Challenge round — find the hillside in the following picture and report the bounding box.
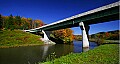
[0,30,44,48]
[91,30,119,40]
[74,30,119,44]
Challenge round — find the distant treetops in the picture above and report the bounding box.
[0,14,44,30]
[91,30,119,40]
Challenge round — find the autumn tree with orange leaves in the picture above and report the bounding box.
[51,28,74,44]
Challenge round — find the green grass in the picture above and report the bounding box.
[0,30,44,48]
[41,44,119,64]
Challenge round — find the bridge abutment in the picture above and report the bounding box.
[79,22,90,48]
[42,30,49,40]
[41,30,56,44]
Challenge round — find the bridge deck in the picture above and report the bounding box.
[26,1,119,31]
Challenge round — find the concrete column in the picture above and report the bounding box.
[83,47,89,52]
[79,22,90,48]
[44,31,52,39]
[42,30,49,40]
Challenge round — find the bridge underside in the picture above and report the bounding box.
[41,6,119,31]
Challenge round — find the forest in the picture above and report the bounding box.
[0,14,44,30]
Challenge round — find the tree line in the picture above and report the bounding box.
[90,30,119,40]
[0,14,44,30]
[74,30,119,41]
[74,30,119,45]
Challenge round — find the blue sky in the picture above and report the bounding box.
[0,0,119,35]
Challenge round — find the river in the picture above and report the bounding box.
[0,41,97,64]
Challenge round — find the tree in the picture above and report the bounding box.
[0,14,3,30]
[21,17,30,30]
[14,16,22,29]
[34,20,44,28]
[51,28,73,44]
[8,14,15,30]
[28,18,32,29]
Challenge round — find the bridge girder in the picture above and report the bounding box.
[41,6,119,31]
[26,1,119,32]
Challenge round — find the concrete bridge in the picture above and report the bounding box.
[25,1,119,47]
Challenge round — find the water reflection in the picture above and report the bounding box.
[0,44,74,64]
[42,45,52,59]
[82,47,89,52]
[73,40,97,53]
[0,41,97,64]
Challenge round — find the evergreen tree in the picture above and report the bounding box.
[7,14,14,30]
[15,16,21,29]
[0,14,3,30]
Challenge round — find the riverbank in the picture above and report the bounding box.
[0,30,44,48]
[41,44,119,64]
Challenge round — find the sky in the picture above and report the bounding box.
[0,0,119,35]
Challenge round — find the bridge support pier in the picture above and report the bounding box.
[42,30,49,40]
[41,30,56,44]
[79,22,90,48]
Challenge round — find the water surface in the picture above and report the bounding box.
[0,41,97,64]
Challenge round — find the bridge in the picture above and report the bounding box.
[25,1,119,48]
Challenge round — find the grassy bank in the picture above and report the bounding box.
[0,30,44,48]
[41,44,119,64]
